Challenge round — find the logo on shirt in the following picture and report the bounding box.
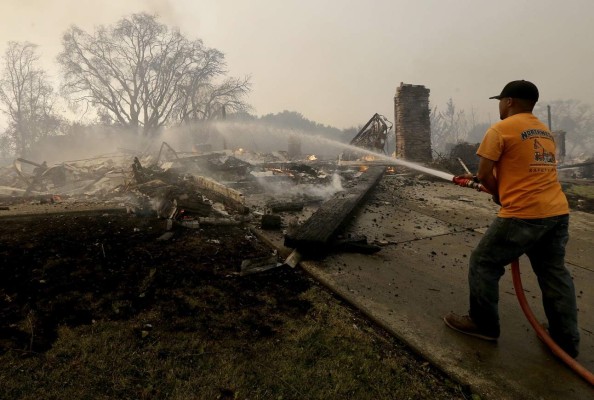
[532,138,556,163]
[521,129,554,141]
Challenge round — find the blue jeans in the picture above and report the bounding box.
[469,214,579,355]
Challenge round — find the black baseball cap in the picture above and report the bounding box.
[489,80,539,101]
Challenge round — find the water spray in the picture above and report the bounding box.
[215,121,458,180]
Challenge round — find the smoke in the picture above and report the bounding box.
[144,0,180,26]
[305,172,344,198]
[0,1,182,57]
[25,127,145,165]
[252,171,344,201]
[213,120,347,158]
[21,121,205,166]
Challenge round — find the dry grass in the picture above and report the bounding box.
[1,283,470,400]
[566,184,594,199]
[562,181,594,212]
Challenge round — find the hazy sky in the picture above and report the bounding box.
[0,0,593,129]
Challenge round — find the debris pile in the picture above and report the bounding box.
[0,143,346,228]
[0,129,399,273]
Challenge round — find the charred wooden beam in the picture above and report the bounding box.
[284,166,385,257]
[267,200,304,213]
[193,176,249,214]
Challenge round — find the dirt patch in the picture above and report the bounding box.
[0,210,273,352]
[0,207,470,399]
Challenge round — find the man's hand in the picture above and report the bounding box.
[477,157,498,199]
[455,173,479,183]
[455,173,480,182]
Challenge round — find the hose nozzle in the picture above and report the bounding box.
[452,176,489,193]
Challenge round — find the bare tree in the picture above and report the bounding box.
[430,98,468,154]
[465,107,491,143]
[0,41,61,156]
[177,75,251,122]
[58,13,250,136]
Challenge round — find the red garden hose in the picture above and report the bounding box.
[511,259,594,385]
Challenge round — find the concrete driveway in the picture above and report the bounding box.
[255,174,594,400]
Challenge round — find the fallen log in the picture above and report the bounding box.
[174,217,239,228]
[193,175,249,214]
[284,166,385,257]
[198,217,240,226]
[267,200,304,212]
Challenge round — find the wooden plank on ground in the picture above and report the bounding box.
[193,175,249,214]
[284,166,385,257]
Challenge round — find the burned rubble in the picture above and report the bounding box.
[0,140,387,269]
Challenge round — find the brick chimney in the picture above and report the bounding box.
[394,83,432,163]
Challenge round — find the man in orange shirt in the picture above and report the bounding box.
[443,80,580,358]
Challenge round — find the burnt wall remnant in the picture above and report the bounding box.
[551,130,566,165]
[394,83,432,163]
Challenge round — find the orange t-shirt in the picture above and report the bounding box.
[477,112,569,218]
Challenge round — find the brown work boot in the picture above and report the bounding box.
[443,312,499,341]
